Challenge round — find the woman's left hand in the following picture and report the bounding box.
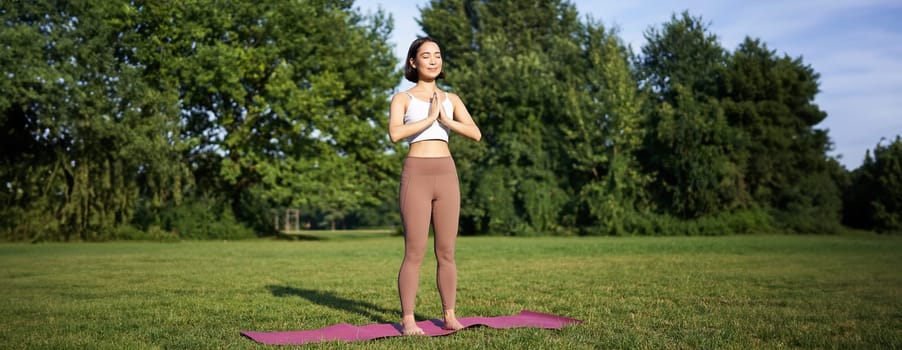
[438,97,454,127]
[437,102,453,126]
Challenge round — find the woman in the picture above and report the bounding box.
[388,36,482,336]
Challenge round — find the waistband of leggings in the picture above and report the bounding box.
[402,156,456,175]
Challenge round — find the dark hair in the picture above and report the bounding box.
[404,36,445,83]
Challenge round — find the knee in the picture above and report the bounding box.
[435,248,455,265]
[404,246,427,264]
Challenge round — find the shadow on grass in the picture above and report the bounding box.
[267,285,425,325]
[275,229,397,241]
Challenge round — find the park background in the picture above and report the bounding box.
[2,2,901,349]
[2,0,901,240]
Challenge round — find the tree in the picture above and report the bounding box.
[638,11,725,100]
[1,0,400,240]
[419,0,663,235]
[420,0,584,234]
[845,136,902,233]
[637,11,748,218]
[144,0,400,230]
[1,0,187,241]
[561,22,650,234]
[657,86,748,218]
[723,37,840,231]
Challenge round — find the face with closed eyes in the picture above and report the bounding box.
[410,41,442,82]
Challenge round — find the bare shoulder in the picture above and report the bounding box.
[391,92,413,109]
[446,92,466,104]
[392,91,412,102]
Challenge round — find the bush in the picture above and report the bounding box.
[775,172,844,234]
[581,208,774,236]
[113,225,179,241]
[158,197,256,240]
[844,136,902,234]
[123,195,256,240]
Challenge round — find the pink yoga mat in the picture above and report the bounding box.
[240,310,582,345]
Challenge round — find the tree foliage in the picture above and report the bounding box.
[562,22,650,234]
[636,12,838,232]
[1,1,881,239]
[146,0,400,231]
[421,0,577,234]
[637,11,748,218]
[1,0,398,240]
[722,37,838,231]
[1,1,187,241]
[420,0,649,235]
[844,136,902,233]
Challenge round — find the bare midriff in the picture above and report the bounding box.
[408,140,451,158]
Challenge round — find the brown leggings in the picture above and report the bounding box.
[397,156,460,317]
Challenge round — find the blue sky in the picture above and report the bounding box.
[355,0,902,170]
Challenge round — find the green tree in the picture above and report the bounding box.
[420,0,659,235]
[420,0,583,234]
[2,0,400,240]
[723,37,840,231]
[845,136,902,233]
[639,11,724,100]
[1,0,187,241]
[653,86,747,218]
[638,11,748,218]
[562,22,650,234]
[135,0,400,231]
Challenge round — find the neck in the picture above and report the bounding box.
[415,80,438,91]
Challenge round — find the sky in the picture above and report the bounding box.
[354,0,902,170]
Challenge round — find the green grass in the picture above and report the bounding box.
[1,234,900,349]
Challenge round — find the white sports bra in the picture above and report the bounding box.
[403,92,453,143]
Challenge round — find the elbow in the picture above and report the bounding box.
[472,129,482,142]
[388,129,403,143]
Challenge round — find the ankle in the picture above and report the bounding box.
[443,309,456,318]
[402,314,417,324]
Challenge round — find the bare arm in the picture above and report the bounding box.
[439,93,482,142]
[388,92,440,143]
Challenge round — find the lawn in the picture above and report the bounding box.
[1,234,900,349]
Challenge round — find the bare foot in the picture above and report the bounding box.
[442,309,464,331]
[401,315,425,336]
